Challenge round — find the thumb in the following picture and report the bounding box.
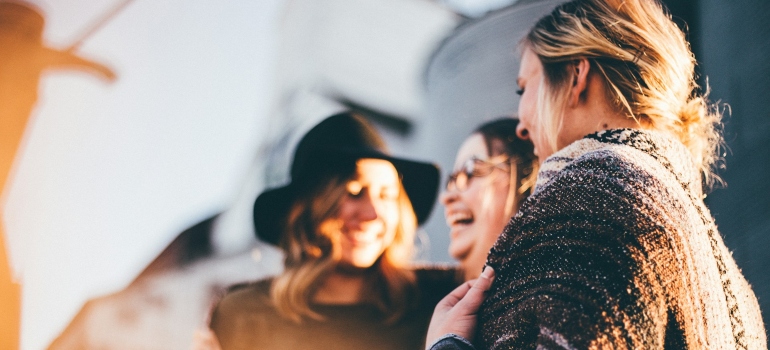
[455,266,494,314]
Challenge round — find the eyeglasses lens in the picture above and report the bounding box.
[446,159,476,191]
[445,157,511,192]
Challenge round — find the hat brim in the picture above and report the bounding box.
[253,151,439,246]
[253,184,298,246]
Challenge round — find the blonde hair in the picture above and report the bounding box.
[523,0,723,187]
[270,171,418,323]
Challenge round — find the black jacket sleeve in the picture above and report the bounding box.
[429,334,477,350]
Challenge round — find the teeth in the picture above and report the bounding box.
[346,230,379,244]
[446,212,473,226]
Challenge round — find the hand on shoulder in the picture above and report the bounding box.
[425,267,495,350]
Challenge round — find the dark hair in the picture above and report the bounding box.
[474,117,539,207]
[476,118,534,160]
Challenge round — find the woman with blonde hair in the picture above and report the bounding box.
[427,0,766,348]
[207,112,459,349]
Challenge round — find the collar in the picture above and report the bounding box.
[535,129,701,197]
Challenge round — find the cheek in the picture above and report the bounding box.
[485,198,510,227]
[381,204,400,237]
[461,186,484,214]
[518,92,533,118]
[384,201,400,223]
[336,198,355,223]
[481,181,512,227]
[517,100,529,123]
[465,187,497,225]
[518,82,542,127]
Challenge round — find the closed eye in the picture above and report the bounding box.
[380,187,399,201]
[347,181,363,197]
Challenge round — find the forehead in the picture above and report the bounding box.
[353,158,399,184]
[454,134,488,168]
[518,47,542,79]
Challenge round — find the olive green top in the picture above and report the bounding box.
[211,267,460,350]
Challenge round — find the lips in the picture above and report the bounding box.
[343,227,382,247]
[446,211,474,227]
[446,209,476,261]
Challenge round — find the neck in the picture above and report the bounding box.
[312,267,372,305]
[587,112,645,134]
[562,71,651,148]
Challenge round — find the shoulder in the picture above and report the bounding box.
[528,140,676,223]
[212,278,274,318]
[488,139,680,282]
[535,129,696,201]
[209,278,287,348]
[225,277,272,295]
[546,143,655,189]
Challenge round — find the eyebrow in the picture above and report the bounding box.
[516,77,523,87]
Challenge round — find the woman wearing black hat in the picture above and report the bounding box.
[202,112,460,350]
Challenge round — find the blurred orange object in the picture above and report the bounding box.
[0,2,116,348]
[0,231,20,350]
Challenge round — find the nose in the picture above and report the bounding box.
[516,123,530,140]
[357,192,380,222]
[439,188,459,206]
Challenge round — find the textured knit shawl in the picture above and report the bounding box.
[479,129,766,350]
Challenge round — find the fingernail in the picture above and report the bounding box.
[481,266,495,278]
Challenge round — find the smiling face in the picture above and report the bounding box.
[331,158,401,269]
[440,134,514,280]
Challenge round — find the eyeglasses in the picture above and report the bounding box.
[445,156,512,192]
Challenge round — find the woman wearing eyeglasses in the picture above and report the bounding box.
[427,0,765,348]
[441,118,537,281]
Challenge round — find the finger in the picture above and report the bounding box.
[455,267,495,313]
[473,266,495,291]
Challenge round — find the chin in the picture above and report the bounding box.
[448,245,471,263]
[336,260,376,274]
[448,233,476,259]
[342,253,381,269]
[349,260,377,269]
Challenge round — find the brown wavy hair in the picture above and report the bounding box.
[475,117,539,216]
[523,0,723,187]
[270,168,418,323]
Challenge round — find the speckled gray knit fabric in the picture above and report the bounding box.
[480,129,766,349]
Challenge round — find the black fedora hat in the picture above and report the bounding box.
[253,112,440,246]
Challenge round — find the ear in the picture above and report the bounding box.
[568,58,591,107]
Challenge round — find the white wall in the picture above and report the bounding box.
[3,0,284,348]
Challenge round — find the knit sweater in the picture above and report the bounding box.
[479,129,766,349]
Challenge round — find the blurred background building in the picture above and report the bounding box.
[0,0,767,348]
[694,0,770,340]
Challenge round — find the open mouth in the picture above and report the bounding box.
[446,212,474,226]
